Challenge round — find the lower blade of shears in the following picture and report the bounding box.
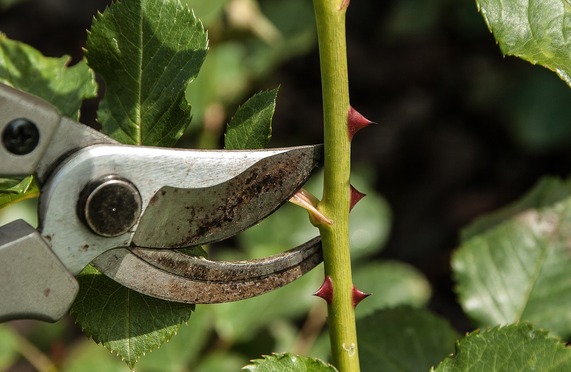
[132,145,322,248]
[92,238,322,303]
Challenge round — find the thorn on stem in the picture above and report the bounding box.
[350,184,366,211]
[314,276,334,304]
[348,106,376,140]
[339,0,350,11]
[352,285,370,308]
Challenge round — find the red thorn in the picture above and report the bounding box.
[352,286,371,308]
[339,0,350,10]
[348,106,376,140]
[350,184,366,211]
[314,276,334,304]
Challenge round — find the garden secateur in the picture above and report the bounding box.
[0,83,323,322]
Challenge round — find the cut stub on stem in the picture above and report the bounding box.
[289,188,333,225]
[348,106,376,140]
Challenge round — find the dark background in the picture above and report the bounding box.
[2,0,571,336]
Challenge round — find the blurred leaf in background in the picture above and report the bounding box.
[353,262,431,319]
[183,0,316,147]
[358,308,458,372]
[454,177,571,339]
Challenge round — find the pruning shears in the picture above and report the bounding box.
[0,83,323,322]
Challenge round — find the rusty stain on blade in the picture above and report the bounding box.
[92,238,322,303]
[132,145,322,248]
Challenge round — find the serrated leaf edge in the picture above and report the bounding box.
[433,322,569,371]
[242,352,337,371]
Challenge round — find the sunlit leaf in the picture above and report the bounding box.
[86,0,208,146]
[0,33,97,120]
[476,0,571,87]
[70,265,194,369]
[434,323,571,371]
[71,0,208,366]
[224,87,278,150]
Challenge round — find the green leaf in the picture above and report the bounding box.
[0,33,97,119]
[353,261,431,319]
[70,265,194,370]
[243,353,337,372]
[358,308,458,372]
[0,176,39,209]
[224,87,278,150]
[86,0,208,146]
[475,0,571,87]
[453,176,571,338]
[434,323,571,371]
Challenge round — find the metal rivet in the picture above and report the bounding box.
[2,118,40,155]
[80,176,142,237]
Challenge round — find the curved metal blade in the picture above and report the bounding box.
[92,238,322,303]
[132,145,322,248]
[40,144,321,275]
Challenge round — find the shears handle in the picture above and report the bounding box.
[0,220,78,322]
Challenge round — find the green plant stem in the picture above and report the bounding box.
[312,0,359,371]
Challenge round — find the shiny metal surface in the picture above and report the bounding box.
[39,144,322,274]
[0,83,116,181]
[133,145,322,248]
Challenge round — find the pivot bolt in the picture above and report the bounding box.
[2,118,40,155]
[80,176,142,237]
